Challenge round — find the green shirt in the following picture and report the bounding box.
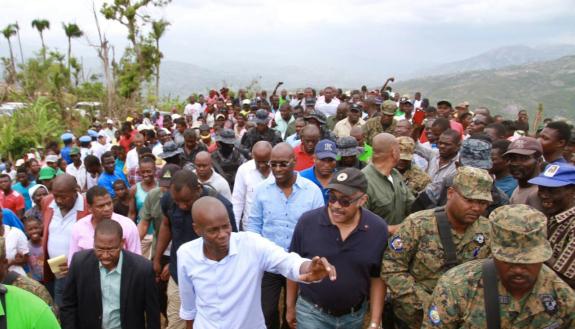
[2,285,60,329]
[362,164,414,225]
[138,187,164,256]
[100,252,123,329]
[358,143,373,163]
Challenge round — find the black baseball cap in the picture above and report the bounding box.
[326,168,368,195]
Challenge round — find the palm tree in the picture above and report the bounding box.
[11,22,24,64]
[1,25,17,82]
[151,19,169,98]
[62,23,83,79]
[31,19,50,60]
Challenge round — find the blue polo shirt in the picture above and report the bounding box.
[98,171,129,198]
[161,187,237,283]
[299,166,329,205]
[289,207,388,312]
[12,181,36,210]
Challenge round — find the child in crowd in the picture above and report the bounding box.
[25,218,44,282]
[112,179,131,217]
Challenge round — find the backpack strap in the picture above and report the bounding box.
[482,259,501,329]
[434,207,459,270]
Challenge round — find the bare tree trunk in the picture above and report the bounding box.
[16,25,24,64]
[7,40,16,84]
[155,39,160,99]
[91,2,116,119]
[40,32,46,61]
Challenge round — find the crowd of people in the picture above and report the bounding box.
[0,83,574,329]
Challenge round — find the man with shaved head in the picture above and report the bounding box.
[294,125,321,171]
[178,196,336,329]
[41,174,91,307]
[246,143,324,329]
[232,141,273,229]
[362,133,414,234]
[193,151,232,200]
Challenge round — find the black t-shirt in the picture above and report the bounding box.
[289,207,388,311]
[160,187,237,283]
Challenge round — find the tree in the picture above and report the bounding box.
[1,25,17,84]
[62,22,83,81]
[101,0,170,102]
[151,19,169,98]
[11,22,24,64]
[31,19,50,60]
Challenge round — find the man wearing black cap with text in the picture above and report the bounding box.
[241,109,283,151]
[286,167,387,329]
[212,129,246,190]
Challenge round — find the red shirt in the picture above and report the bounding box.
[118,130,138,153]
[294,145,314,171]
[419,119,464,143]
[0,190,24,214]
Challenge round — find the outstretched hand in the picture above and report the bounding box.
[299,256,337,283]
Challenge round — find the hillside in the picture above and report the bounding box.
[394,55,575,119]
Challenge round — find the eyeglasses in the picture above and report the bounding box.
[268,160,293,168]
[94,247,121,255]
[328,192,364,207]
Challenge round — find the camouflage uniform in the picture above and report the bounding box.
[403,166,432,195]
[362,100,397,146]
[398,136,432,195]
[381,167,494,329]
[423,204,575,328]
[10,273,55,313]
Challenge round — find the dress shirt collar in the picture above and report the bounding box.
[49,192,85,213]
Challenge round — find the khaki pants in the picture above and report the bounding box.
[141,234,153,259]
[167,277,186,329]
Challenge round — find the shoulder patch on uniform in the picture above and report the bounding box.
[389,235,403,252]
[499,295,510,304]
[540,294,558,315]
[428,305,441,325]
[474,233,485,245]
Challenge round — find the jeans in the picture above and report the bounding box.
[54,277,67,308]
[295,296,366,329]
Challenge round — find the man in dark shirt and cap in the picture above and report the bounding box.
[241,109,283,151]
[212,129,246,190]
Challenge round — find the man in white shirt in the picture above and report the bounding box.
[91,132,110,162]
[185,95,207,125]
[177,196,336,329]
[333,103,365,138]
[314,86,340,117]
[232,141,272,229]
[65,147,87,192]
[193,151,232,201]
[125,133,145,174]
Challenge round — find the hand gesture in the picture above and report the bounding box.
[299,256,337,283]
[277,82,284,86]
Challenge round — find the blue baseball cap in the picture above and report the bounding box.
[79,135,91,143]
[87,129,98,138]
[528,163,575,188]
[314,139,337,160]
[60,132,74,141]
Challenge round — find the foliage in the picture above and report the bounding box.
[0,98,64,159]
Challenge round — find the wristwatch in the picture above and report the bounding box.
[368,322,382,329]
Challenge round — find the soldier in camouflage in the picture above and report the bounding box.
[423,204,575,328]
[381,166,494,329]
[395,136,431,195]
[363,100,397,146]
[0,237,55,313]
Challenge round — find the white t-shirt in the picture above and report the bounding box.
[198,170,232,201]
[314,96,341,117]
[3,225,29,276]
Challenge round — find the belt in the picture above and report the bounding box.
[300,294,364,317]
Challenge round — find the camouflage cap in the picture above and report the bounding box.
[381,100,397,116]
[489,204,552,264]
[397,136,414,161]
[459,138,492,170]
[452,166,493,202]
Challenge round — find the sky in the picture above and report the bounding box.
[1,0,575,88]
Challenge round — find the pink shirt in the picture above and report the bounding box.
[68,213,142,263]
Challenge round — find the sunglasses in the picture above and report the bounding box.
[268,160,294,168]
[328,192,364,207]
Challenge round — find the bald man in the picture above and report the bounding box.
[178,196,336,329]
[362,133,414,234]
[246,143,324,329]
[41,174,91,307]
[193,151,232,200]
[232,141,273,229]
[294,125,321,171]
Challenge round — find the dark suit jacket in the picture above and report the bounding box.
[61,249,160,329]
